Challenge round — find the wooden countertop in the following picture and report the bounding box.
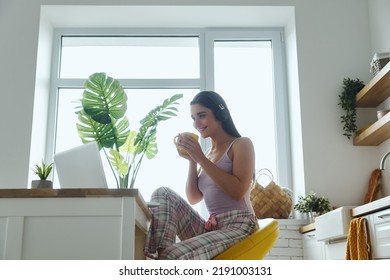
[0,188,152,219]
[299,222,315,233]
[0,188,140,198]
[351,195,390,217]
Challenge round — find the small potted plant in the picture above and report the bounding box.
[31,160,54,189]
[294,192,332,222]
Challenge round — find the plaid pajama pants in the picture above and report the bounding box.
[143,187,258,260]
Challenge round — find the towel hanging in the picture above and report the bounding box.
[345,217,371,260]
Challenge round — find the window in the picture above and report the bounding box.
[214,40,277,175]
[60,36,200,79]
[48,28,290,216]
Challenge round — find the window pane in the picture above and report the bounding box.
[56,89,84,153]
[122,89,198,202]
[214,40,277,181]
[60,37,200,79]
[55,88,199,208]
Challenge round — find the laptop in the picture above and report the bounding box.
[54,142,108,189]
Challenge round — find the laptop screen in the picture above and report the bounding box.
[54,142,108,189]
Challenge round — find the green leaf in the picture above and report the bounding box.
[135,94,183,146]
[31,161,53,180]
[119,130,137,155]
[113,116,131,148]
[82,72,127,124]
[76,110,115,149]
[108,149,129,177]
[145,134,158,159]
[76,110,130,149]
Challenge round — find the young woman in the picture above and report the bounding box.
[143,91,257,260]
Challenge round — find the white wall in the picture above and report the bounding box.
[294,0,378,208]
[0,0,41,187]
[0,0,386,209]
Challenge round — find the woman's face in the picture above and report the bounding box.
[190,103,220,138]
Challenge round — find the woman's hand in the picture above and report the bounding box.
[175,134,204,204]
[175,134,204,162]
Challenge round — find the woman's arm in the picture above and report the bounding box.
[185,160,203,205]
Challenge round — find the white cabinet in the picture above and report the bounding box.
[366,208,390,259]
[0,189,151,260]
[302,231,348,260]
[323,240,347,260]
[302,231,324,260]
[312,207,352,260]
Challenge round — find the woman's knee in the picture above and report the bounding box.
[151,186,172,200]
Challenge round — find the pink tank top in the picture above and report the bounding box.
[198,140,255,215]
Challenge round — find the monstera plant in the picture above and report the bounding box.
[76,72,183,189]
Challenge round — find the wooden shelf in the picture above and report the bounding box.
[356,62,390,107]
[354,111,390,146]
[353,62,390,146]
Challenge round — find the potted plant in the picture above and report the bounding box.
[294,192,332,221]
[338,78,365,139]
[31,160,54,189]
[76,72,183,189]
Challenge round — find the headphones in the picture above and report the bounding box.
[199,91,230,121]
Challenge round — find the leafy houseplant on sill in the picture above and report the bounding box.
[294,192,332,222]
[31,161,54,189]
[76,72,183,189]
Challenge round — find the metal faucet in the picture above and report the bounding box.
[380,151,390,170]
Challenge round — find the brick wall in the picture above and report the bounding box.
[263,219,307,260]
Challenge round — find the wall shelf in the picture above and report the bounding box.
[354,112,390,146]
[356,62,390,107]
[354,62,390,146]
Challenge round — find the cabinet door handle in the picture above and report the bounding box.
[307,233,316,238]
[377,213,390,219]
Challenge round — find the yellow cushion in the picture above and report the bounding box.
[212,218,279,260]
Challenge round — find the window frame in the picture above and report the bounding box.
[47,27,291,189]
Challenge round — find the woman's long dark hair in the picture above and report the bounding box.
[190,91,241,137]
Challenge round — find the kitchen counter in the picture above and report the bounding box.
[299,195,390,233]
[351,195,390,217]
[0,188,151,259]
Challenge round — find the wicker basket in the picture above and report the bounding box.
[370,52,390,76]
[250,169,292,219]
